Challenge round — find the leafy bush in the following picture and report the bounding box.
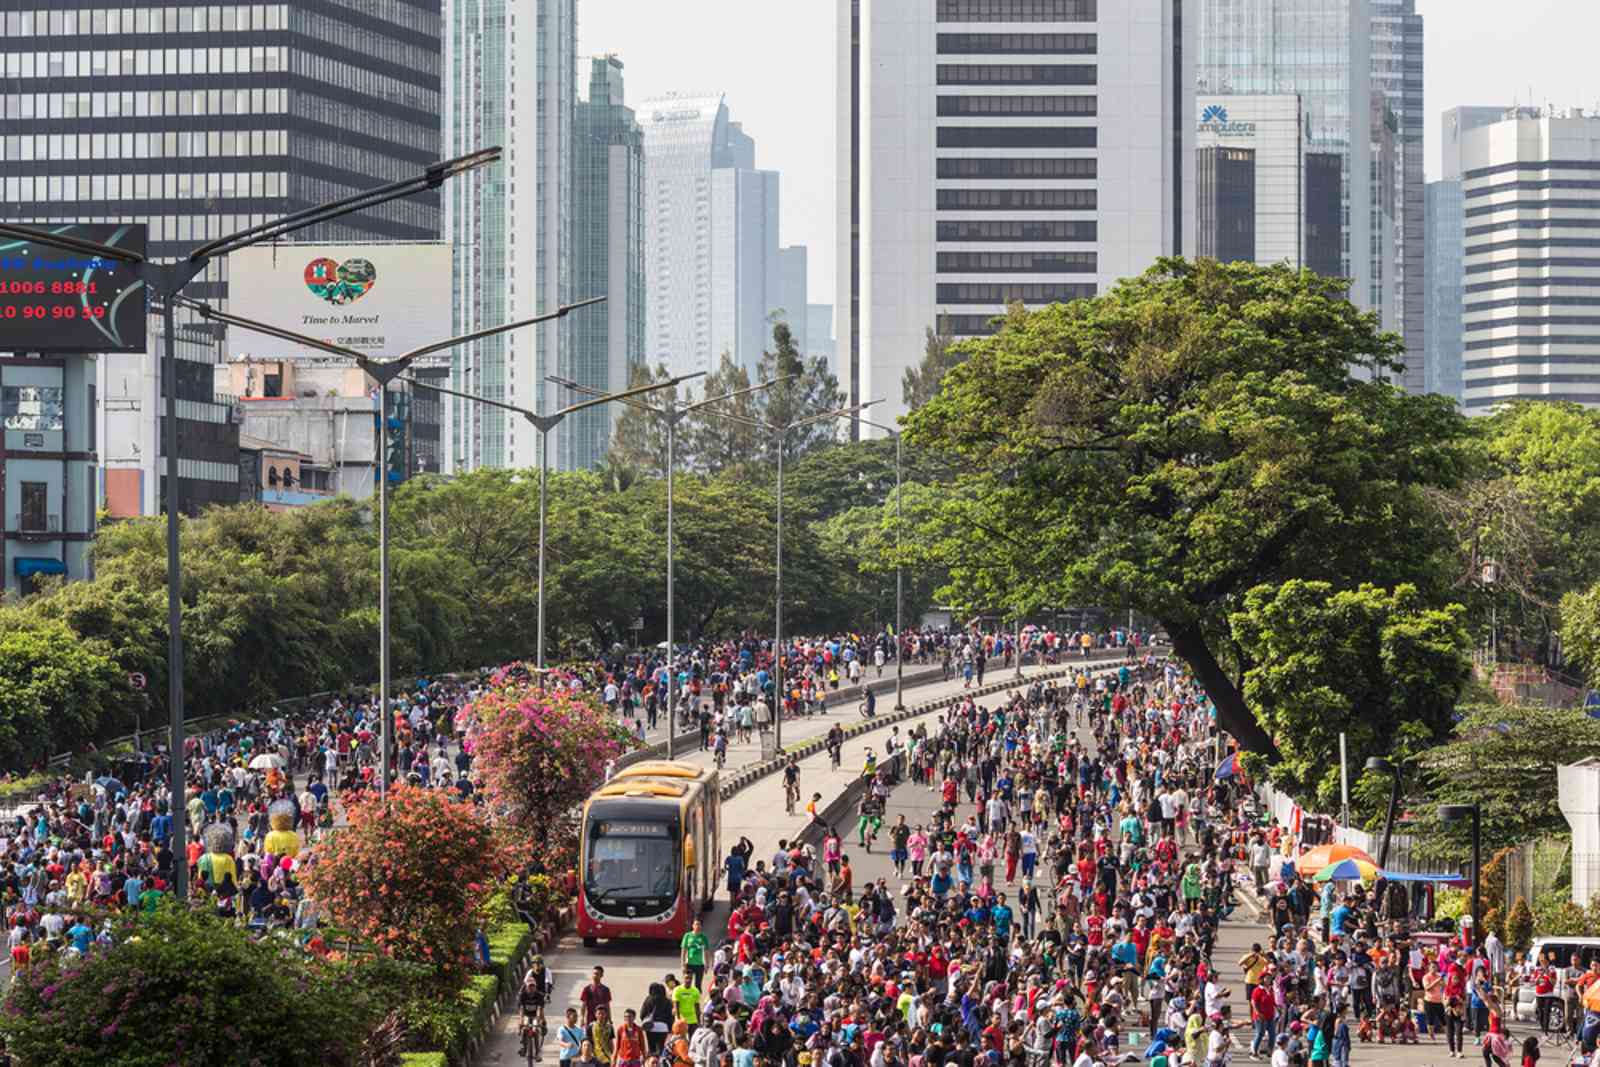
[301,785,523,990]
[0,905,379,1066]
[400,1055,449,1067]
[1508,896,1536,953]
[460,674,635,840]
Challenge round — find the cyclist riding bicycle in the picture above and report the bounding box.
[519,956,555,1060]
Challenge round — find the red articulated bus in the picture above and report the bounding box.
[576,761,720,946]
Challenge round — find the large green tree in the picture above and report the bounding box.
[1431,401,1600,665]
[1228,580,1471,804]
[904,258,1469,753]
[1406,703,1600,857]
[0,614,129,768]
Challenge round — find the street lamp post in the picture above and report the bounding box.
[548,374,790,758]
[697,400,882,754]
[1365,756,1405,869]
[0,147,501,894]
[1440,802,1482,949]
[404,371,697,673]
[856,419,905,711]
[183,294,632,793]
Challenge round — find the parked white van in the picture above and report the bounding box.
[1513,937,1600,1025]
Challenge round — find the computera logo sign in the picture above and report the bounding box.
[1198,104,1257,137]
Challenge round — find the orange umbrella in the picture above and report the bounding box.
[1294,842,1376,876]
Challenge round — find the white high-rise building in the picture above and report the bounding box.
[642,96,781,382]
[837,0,1196,429]
[1460,109,1600,412]
[443,0,574,471]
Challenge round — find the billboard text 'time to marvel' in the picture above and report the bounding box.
[226,243,451,358]
[0,224,148,354]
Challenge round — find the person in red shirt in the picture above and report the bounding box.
[1250,978,1278,1054]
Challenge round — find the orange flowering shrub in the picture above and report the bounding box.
[301,785,522,988]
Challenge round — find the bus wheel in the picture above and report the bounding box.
[582,936,598,948]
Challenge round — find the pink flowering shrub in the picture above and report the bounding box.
[461,666,637,836]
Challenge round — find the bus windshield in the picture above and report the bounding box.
[586,821,678,901]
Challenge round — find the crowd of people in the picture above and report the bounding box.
[0,626,1147,979]
[575,627,1152,750]
[529,655,1337,1067]
[0,677,477,978]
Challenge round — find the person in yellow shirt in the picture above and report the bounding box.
[65,864,88,907]
[1240,943,1270,1001]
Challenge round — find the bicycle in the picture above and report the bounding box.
[520,1010,548,1063]
[784,779,800,816]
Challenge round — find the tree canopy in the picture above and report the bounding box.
[1229,580,1471,805]
[904,258,1469,753]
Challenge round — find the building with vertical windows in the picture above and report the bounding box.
[566,55,644,471]
[837,0,1195,430]
[1,354,98,596]
[1459,109,1600,412]
[1196,0,1374,315]
[642,95,782,384]
[1424,105,1506,403]
[1371,0,1424,390]
[0,1,444,512]
[1193,93,1342,273]
[778,245,811,354]
[444,0,573,471]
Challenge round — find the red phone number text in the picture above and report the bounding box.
[0,304,108,320]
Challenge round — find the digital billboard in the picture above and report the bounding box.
[0,224,148,354]
[227,243,452,358]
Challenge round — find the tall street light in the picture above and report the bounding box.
[548,373,790,758]
[856,418,906,711]
[0,147,501,897]
[1365,756,1405,869]
[697,399,883,754]
[181,295,622,794]
[404,371,698,675]
[1440,802,1482,949]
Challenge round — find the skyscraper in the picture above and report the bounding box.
[1196,0,1373,310]
[1460,108,1600,411]
[0,2,443,514]
[566,55,644,471]
[444,0,574,471]
[1424,106,1505,403]
[642,95,781,383]
[1371,0,1424,390]
[838,0,1196,429]
[778,245,811,354]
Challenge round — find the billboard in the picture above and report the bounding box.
[0,223,148,353]
[227,243,452,358]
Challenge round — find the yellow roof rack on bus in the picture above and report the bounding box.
[595,780,688,798]
[613,761,709,781]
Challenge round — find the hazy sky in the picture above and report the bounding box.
[577,0,1595,307]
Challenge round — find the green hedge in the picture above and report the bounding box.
[401,919,536,1064]
[400,1056,448,1067]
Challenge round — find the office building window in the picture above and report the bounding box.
[937,95,1096,116]
[19,482,49,532]
[937,64,1095,85]
[938,219,1097,241]
[937,188,1097,210]
[937,157,1097,180]
[936,282,1097,304]
[938,126,1096,148]
[2,385,64,431]
[936,0,1097,21]
[937,33,1096,54]
[937,251,1097,273]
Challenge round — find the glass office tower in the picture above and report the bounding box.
[1196,0,1372,314]
[566,55,644,470]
